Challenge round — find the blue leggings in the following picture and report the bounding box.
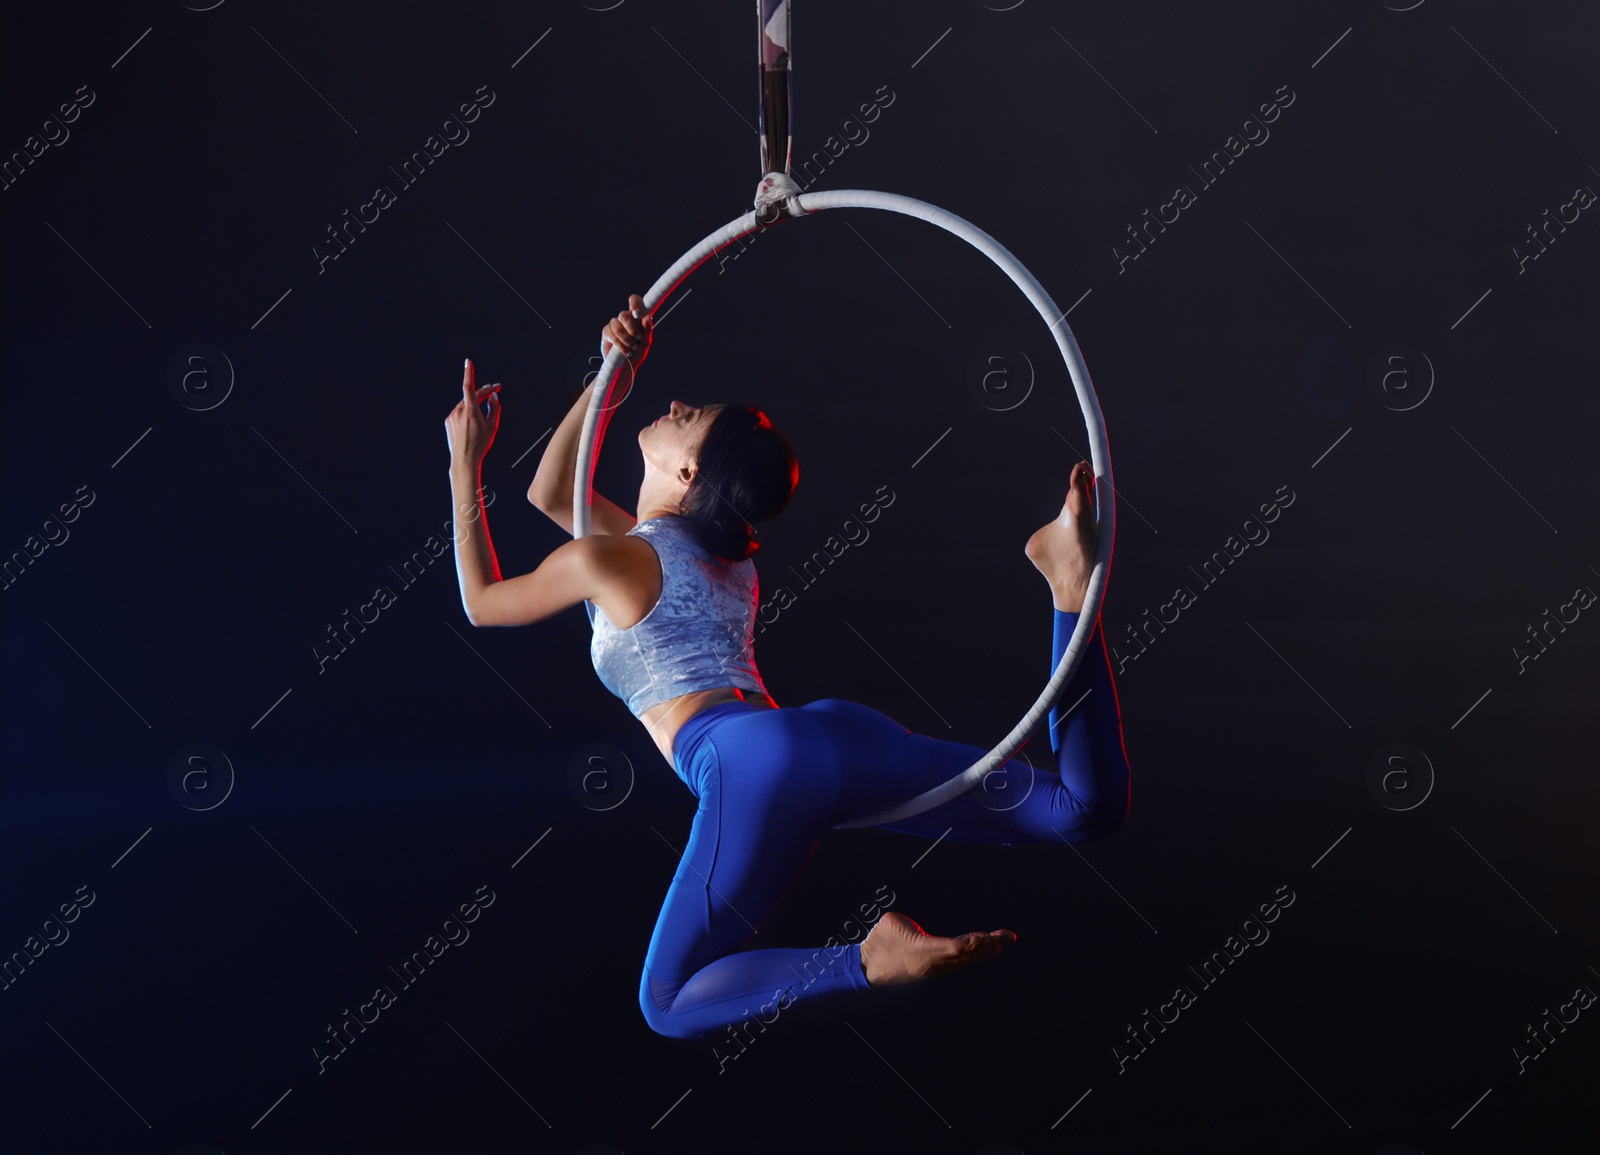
[640,609,1131,1040]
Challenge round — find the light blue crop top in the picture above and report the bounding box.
[584,515,771,717]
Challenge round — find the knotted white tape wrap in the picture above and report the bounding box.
[755,171,808,217]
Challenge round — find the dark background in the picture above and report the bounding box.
[2,1,1596,1152]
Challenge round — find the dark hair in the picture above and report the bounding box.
[677,402,799,562]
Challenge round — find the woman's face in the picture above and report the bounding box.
[639,400,722,480]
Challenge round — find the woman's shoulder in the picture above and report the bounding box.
[579,531,659,585]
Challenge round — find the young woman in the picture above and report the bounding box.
[444,295,1132,1040]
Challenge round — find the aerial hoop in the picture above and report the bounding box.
[573,0,1111,829]
[572,187,1115,829]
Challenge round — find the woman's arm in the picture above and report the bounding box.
[444,359,518,623]
[444,356,628,628]
[526,379,636,536]
[446,384,620,628]
[526,376,591,508]
[451,453,619,626]
[450,458,503,621]
[528,295,652,536]
[460,529,614,628]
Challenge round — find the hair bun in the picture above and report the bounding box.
[676,403,797,562]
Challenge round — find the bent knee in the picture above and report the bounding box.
[638,989,713,1040]
[639,997,687,1039]
[640,1010,717,1041]
[1071,793,1129,842]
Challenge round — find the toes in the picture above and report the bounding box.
[954,931,1009,960]
[1061,462,1089,510]
[1068,462,1099,528]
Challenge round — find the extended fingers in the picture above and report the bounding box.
[450,371,498,422]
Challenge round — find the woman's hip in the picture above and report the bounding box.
[672,696,972,820]
[672,699,863,802]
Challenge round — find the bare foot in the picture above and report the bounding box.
[858,911,1016,988]
[1024,460,1098,613]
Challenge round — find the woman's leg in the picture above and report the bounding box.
[889,608,1130,843]
[639,707,872,1041]
[826,459,1131,843]
[821,607,1131,844]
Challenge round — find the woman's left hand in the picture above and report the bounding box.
[446,358,501,470]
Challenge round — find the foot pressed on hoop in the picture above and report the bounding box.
[858,911,1016,988]
[1024,460,1098,614]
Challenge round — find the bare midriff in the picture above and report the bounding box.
[640,686,779,766]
